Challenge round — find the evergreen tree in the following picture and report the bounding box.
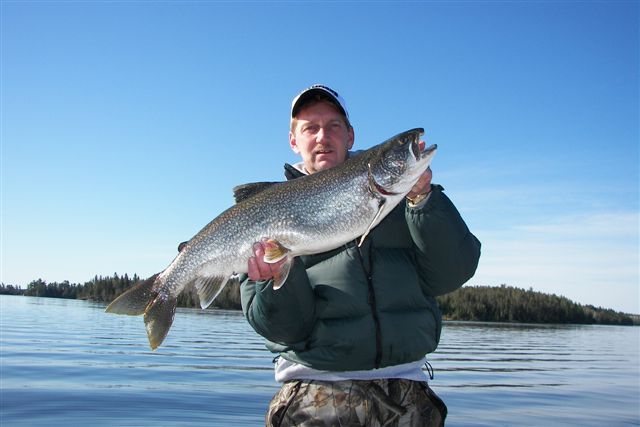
[9,275,637,326]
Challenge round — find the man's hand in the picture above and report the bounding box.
[406,166,432,200]
[248,238,287,281]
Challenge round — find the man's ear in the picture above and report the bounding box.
[289,131,300,154]
[347,127,355,150]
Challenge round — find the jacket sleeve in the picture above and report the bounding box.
[406,184,481,296]
[240,257,316,345]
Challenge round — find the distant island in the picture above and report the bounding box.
[1,274,637,326]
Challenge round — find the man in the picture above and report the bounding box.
[240,84,481,426]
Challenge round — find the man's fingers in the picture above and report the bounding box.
[248,256,260,281]
[407,167,433,199]
[248,240,287,281]
[248,242,267,280]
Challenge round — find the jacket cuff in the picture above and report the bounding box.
[407,184,442,210]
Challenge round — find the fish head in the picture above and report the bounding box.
[368,128,437,197]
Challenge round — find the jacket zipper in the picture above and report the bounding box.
[355,240,382,369]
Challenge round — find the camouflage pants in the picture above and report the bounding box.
[266,378,447,427]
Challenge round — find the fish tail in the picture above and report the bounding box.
[104,273,159,315]
[143,293,177,350]
[105,272,176,350]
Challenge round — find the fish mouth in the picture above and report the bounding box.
[406,128,436,161]
[410,129,424,160]
[419,143,437,159]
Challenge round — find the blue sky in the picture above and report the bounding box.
[2,1,638,313]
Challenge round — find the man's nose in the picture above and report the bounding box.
[315,127,327,143]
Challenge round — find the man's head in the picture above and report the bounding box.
[289,85,355,174]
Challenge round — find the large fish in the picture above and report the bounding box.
[106,128,436,349]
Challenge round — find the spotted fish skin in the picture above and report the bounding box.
[106,128,436,350]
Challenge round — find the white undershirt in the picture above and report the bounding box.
[274,357,429,383]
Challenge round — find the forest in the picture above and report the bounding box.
[1,274,637,326]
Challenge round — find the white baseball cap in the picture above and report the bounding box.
[291,84,350,121]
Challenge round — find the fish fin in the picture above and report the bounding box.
[143,293,178,350]
[272,257,293,290]
[105,273,175,350]
[263,239,292,290]
[195,275,229,309]
[263,238,290,263]
[232,181,281,203]
[358,200,386,247]
[105,273,159,315]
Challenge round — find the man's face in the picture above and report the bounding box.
[289,101,355,174]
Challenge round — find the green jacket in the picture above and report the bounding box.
[241,167,481,372]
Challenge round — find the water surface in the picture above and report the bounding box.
[1,295,638,426]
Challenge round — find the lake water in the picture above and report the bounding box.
[1,295,638,426]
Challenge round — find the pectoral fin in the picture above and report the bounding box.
[358,200,386,247]
[195,275,229,309]
[263,239,290,263]
[261,239,293,290]
[273,257,293,290]
[359,162,399,247]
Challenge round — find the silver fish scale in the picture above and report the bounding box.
[164,168,366,296]
[105,128,434,350]
[161,131,429,300]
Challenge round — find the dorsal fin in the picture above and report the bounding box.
[232,182,281,203]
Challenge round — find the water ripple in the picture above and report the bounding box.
[1,296,638,426]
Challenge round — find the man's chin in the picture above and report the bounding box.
[318,152,345,168]
[313,161,337,172]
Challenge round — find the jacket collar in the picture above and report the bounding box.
[283,150,364,181]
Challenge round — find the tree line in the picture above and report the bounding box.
[1,275,636,325]
[0,273,241,310]
[436,284,636,325]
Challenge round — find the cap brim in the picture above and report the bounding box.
[291,87,348,120]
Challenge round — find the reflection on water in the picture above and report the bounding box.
[1,296,638,426]
[432,321,640,426]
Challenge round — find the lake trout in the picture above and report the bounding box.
[106,128,436,350]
